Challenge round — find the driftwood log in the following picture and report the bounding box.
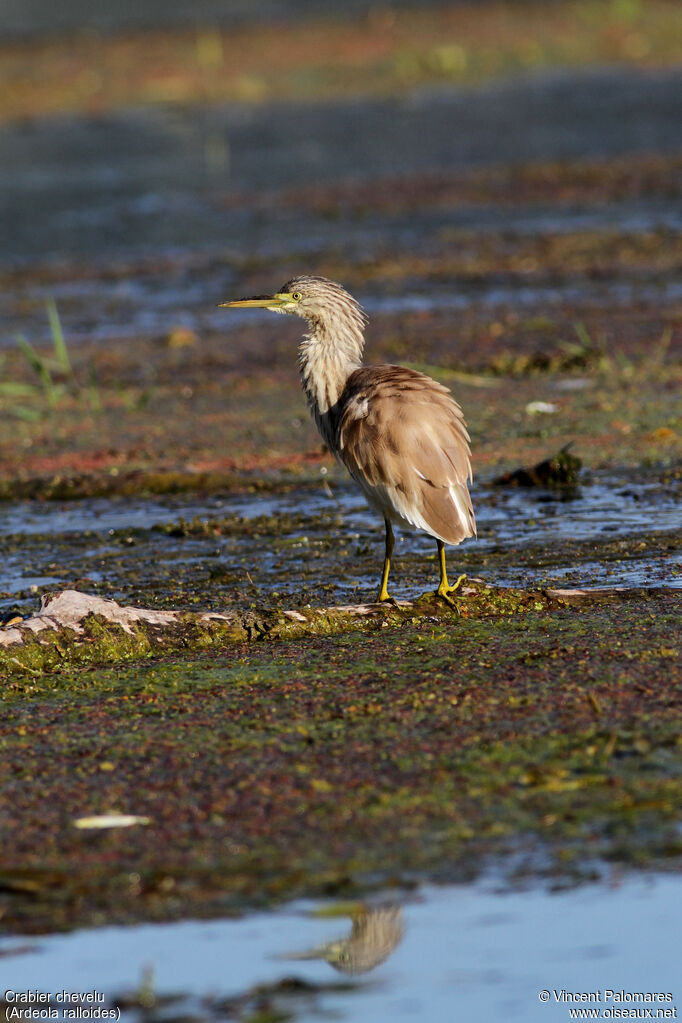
[0,584,661,679]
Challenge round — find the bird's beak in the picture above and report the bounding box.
[218,292,294,311]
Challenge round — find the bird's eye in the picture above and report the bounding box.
[292,291,302,301]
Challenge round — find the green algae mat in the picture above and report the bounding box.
[1,585,680,933]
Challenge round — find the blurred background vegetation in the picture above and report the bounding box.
[3,0,682,120]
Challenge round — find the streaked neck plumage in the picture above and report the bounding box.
[297,296,366,446]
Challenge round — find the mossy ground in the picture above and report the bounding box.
[1,590,680,933]
[1,1,681,937]
[1,177,680,931]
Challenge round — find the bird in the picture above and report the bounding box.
[285,904,404,975]
[219,275,476,606]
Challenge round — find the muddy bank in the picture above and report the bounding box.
[1,465,679,627]
[0,588,679,933]
[0,325,679,501]
[1,141,680,503]
[1,0,681,943]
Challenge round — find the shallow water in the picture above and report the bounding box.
[2,0,451,37]
[5,253,682,350]
[2,67,682,276]
[2,873,680,1022]
[1,471,679,544]
[0,469,679,613]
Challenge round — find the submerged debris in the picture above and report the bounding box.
[493,444,582,489]
[74,814,151,830]
[525,400,559,415]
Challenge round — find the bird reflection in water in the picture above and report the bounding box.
[286,904,404,975]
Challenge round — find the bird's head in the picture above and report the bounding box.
[219,275,367,330]
[219,284,304,317]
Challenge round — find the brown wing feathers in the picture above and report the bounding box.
[336,366,476,544]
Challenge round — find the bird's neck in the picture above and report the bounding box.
[298,315,364,419]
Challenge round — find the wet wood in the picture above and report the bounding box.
[1,584,672,679]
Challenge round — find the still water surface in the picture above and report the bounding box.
[2,874,680,1022]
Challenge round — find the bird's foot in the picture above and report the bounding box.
[447,573,467,594]
[436,574,467,614]
[436,589,461,614]
[375,588,400,608]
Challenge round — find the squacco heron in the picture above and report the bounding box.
[287,904,404,975]
[220,276,476,605]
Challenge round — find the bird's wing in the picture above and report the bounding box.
[336,366,476,544]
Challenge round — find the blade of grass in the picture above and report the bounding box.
[15,333,57,407]
[0,382,40,397]
[8,405,43,422]
[46,298,73,377]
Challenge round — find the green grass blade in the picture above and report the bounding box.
[46,298,73,377]
[0,382,40,397]
[15,333,57,407]
[86,365,102,415]
[9,404,43,422]
[15,334,44,376]
[574,321,594,351]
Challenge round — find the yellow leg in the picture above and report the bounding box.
[376,518,396,603]
[436,540,466,612]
